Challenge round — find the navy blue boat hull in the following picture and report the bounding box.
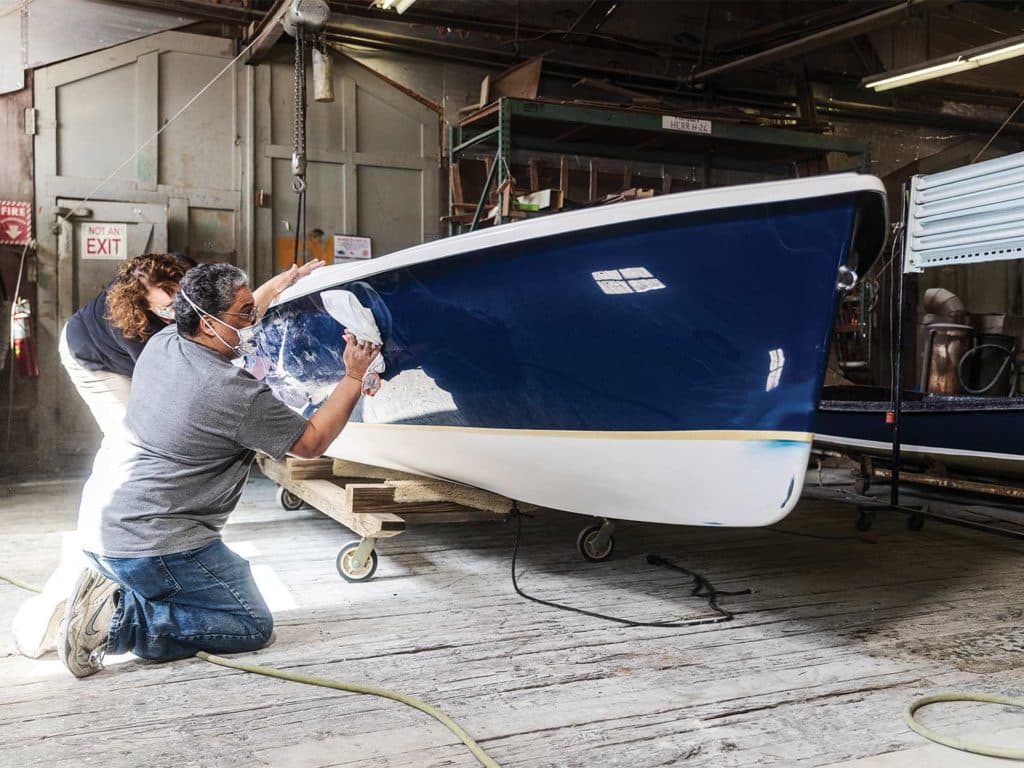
[816,389,1024,478]
[253,176,887,525]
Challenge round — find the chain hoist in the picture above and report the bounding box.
[282,0,329,264]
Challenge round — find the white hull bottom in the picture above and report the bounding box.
[815,434,1024,478]
[326,424,812,527]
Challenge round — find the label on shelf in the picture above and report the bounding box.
[662,116,712,135]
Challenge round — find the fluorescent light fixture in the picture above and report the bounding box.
[374,0,396,9]
[862,33,1024,92]
[866,58,976,92]
[969,40,1024,66]
[394,0,417,13]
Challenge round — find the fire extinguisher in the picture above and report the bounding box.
[12,298,39,378]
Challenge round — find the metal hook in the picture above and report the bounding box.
[837,265,858,292]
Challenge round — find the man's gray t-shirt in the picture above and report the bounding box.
[78,325,307,558]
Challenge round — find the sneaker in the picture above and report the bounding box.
[57,569,119,679]
[12,593,66,659]
[12,560,82,658]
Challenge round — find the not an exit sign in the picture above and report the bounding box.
[80,222,128,260]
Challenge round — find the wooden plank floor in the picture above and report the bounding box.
[1,473,1023,767]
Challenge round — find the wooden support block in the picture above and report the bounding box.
[331,458,425,482]
[347,483,473,516]
[588,160,599,201]
[348,484,503,524]
[528,159,541,192]
[281,457,336,480]
[387,479,513,515]
[256,457,405,538]
[303,479,405,537]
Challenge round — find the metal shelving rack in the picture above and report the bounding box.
[446,96,870,232]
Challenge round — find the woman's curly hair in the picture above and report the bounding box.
[106,254,189,342]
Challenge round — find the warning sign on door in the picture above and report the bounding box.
[0,201,32,246]
[80,223,128,260]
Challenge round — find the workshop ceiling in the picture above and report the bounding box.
[79,1,1024,121]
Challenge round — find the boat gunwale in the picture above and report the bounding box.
[273,173,887,307]
[819,396,1024,414]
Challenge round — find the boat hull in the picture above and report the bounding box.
[255,175,886,526]
[816,389,1024,479]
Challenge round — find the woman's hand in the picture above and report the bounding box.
[342,332,381,381]
[253,259,327,319]
[276,259,325,295]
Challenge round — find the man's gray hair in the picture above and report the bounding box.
[175,263,249,337]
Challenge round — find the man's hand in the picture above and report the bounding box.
[342,332,381,381]
[290,331,381,459]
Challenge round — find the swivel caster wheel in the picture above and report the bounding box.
[336,540,379,582]
[577,523,615,562]
[855,510,873,532]
[276,486,304,511]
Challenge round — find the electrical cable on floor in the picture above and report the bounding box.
[905,693,1024,760]
[0,574,501,768]
[509,508,750,627]
[766,527,876,542]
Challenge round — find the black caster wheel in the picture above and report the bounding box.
[576,525,615,562]
[276,486,303,511]
[855,511,873,532]
[907,514,925,532]
[336,541,379,582]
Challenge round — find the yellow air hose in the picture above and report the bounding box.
[904,693,1024,761]
[12,569,1024,762]
[196,650,501,768]
[2,572,500,767]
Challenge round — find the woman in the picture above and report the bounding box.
[13,253,323,658]
[59,253,323,435]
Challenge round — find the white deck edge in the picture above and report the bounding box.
[274,173,885,306]
[815,433,1024,464]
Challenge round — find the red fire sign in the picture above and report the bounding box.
[0,201,31,246]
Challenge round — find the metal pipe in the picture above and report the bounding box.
[692,0,944,82]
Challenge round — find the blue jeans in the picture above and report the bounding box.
[86,540,273,662]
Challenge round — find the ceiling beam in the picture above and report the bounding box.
[692,0,945,83]
[243,0,291,65]
[107,0,256,24]
[712,1,891,55]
